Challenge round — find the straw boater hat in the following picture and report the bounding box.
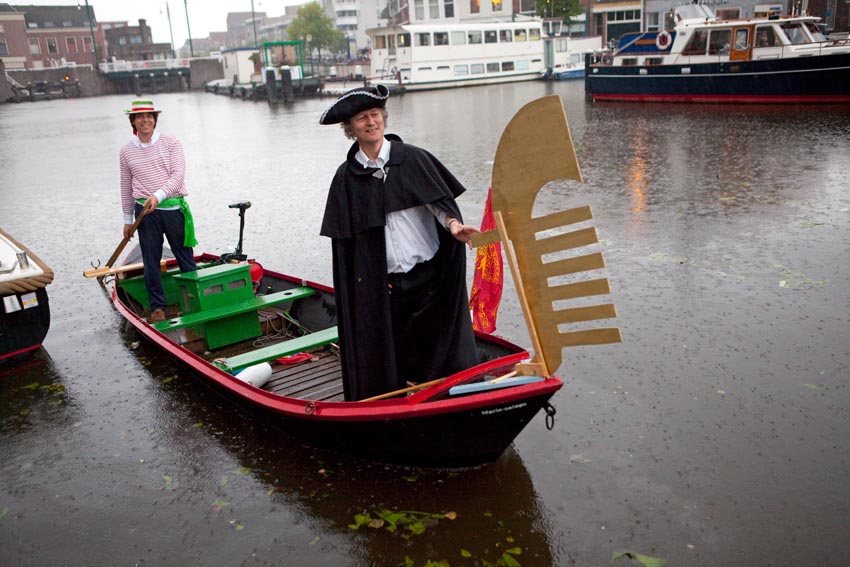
[319,85,389,125]
[124,99,162,115]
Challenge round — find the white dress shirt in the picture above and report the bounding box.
[355,139,451,274]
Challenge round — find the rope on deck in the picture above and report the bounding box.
[0,228,55,295]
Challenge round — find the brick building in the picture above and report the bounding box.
[103,18,172,61]
[0,3,105,69]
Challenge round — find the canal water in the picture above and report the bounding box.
[1,83,849,566]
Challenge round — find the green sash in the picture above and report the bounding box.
[136,196,198,248]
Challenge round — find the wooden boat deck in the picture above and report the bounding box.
[264,348,345,402]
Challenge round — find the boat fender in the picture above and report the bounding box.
[656,31,672,50]
[234,362,273,388]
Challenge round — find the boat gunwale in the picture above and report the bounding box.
[110,270,564,423]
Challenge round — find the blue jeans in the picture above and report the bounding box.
[135,202,197,311]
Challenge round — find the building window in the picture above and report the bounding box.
[647,12,659,31]
[429,0,439,18]
[83,36,93,52]
[0,39,7,57]
[66,37,78,53]
[0,23,4,33]
[44,21,55,27]
[119,36,127,45]
[47,37,59,54]
[130,35,143,44]
[63,21,73,27]
[444,0,454,18]
[29,38,41,55]
[470,0,480,14]
[492,0,502,11]
[414,0,424,20]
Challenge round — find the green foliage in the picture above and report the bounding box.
[611,550,667,567]
[287,2,346,55]
[535,0,584,24]
[348,508,456,539]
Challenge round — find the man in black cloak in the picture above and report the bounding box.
[319,85,480,401]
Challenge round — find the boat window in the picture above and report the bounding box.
[804,21,826,42]
[514,29,527,42]
[780,23,809,44]
[417,66,432,71]
[416,33,431,47]
[755,26,778,47]
[434,32,449,46]
[445,0,454,18]
[486,62,500,72]
[529,28,541,41]
[734,29,749,50]
[485,30,497,43]
[516,60,529,70]
[451,31,466,44]
[374,35,386,50]
[414,0,425,20]
[471,63,485,74]
[429,0,439,18]
[454,64,469,76]
[468,30,482,44]
[708,29,732,54]
[492,0,503,12]
[470,0,480,14]
[555,38,568,52]
[398,33,411,48]
[644,57,664,65]
[683,30,708,54]
[437,65,450,70]
[499,30,512,43]
[502,61,515,71]
[621,58,638,66]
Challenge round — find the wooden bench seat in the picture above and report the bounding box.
[217,326,339,373]
[152,287,315,333]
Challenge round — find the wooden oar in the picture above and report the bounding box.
[83,260,167,279]
[359,377,445,402]
[83,211,147,279]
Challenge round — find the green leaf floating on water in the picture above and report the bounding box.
[611,551,667,567]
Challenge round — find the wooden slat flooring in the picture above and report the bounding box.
[263,348,345,402]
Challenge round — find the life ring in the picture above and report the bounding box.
[656,31,672,50]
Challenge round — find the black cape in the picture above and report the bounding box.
[320,135,478,401]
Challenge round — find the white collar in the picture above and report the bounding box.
[133,131,160,148]
[355,138,391,169]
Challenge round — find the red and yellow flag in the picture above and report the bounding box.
[469,188,503,334]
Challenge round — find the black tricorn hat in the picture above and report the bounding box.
[319,84,390,125]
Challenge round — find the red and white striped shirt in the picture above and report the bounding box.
[119,133,188,224]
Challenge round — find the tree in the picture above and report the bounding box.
[536,0,584,32]
[287,2,345,61]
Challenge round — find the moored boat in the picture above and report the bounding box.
[0,229,54,364]
[87,96,621,467]
[585,3,850,103]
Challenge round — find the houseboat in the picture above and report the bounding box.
[585,3,850,103]
[368,20,600,90]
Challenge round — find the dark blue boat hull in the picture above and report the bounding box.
[586,51,850,103]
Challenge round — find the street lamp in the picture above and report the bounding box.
[183,0,194,57]
[305,34,313,76]
[164,1,176,59]
[81,0,99,69]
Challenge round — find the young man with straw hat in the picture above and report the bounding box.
[319,85,480,401]
[119,99,198,323]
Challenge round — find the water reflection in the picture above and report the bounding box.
[128,334,556,566]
